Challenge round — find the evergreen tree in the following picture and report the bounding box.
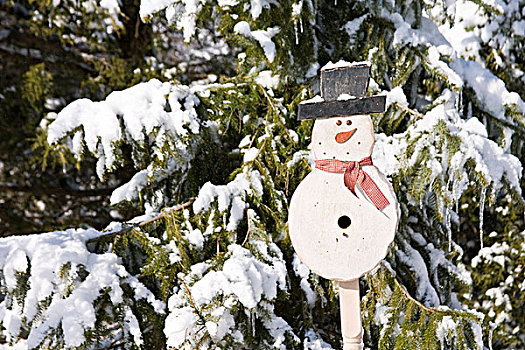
[0,0,523,349]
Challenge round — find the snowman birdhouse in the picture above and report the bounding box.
[289,62,399,350]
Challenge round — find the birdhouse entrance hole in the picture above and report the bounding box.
[338,215,351,229]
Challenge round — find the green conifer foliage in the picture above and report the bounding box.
[1,0,524,349]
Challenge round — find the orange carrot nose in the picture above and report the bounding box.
[335,129,356,143]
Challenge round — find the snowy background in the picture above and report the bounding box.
[0,0,524,348]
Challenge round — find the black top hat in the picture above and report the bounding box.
[297,63,386,120]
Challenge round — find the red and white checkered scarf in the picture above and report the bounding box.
[315,156,390,210]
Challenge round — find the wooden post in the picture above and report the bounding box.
[339,279,364,350]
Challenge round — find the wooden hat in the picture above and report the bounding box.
[297,63,386,121]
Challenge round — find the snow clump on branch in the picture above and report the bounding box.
[0,228,164,348]
[46,79,203,206]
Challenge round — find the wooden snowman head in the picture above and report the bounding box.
[289,63,399,281]
[312,114,374,162]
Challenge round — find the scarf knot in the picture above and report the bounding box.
[315,156,390,210]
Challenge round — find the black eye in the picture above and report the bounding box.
[346,120,352,125]
[336,120,342,126]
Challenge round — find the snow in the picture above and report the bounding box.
[193,170,263,231]
[428,241,471,286]
[0,228,164,348]
[124,309,143,346]
[472,322,484,349]
[385,9,525,127]
[289,129,299,143]
[47,79,203,205]
[396,235,440,307]
[218,0,238,6]
[300,95,324,104]
[452,58,525,124]
[164,244,289,348]
[3,249,28,290]
[373,99,522,197]
[374,304,393,326]
[44,97,64,111]
[462,117,488,137]
[140,0,208,41]
[238,135,252,148]
[372,133,407,176]
[512,20,525,36]
[233,21,251,36]
[260,302,298,349]
[249,0,274,19]
[47,97,121,178]
[164,306,197,348]
[321,60,370,71]
[234,21,280,63]
[255,70,280,89]
[337,93,356,101]
[110,170,148,205]
[436,316,457,345]
[455,117,522,193]
[187,228,205,248]
[485,288,511,309]
[291,1,302,17]
[343,14,368,37]
[383,86,408,107]
[0,339,27,349]
[471,242,510,268]
[391,14,450,48]
[303,329,334,349]
[292,254,317,307]
[368,77,380,92]
[438,1,483,60]
[306,63,320,78]
[287,149,314,169]
[205,307,235,341]
[1,309,21,342]
[165,241,182,263]
[243,147,259,162]
[47,79,197,173]
[437,0,521,69]
[99,0,119,12]
[426,46,464,88]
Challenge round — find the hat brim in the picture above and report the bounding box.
[297,95,386,121]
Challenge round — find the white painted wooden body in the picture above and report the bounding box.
[288,165,397,280]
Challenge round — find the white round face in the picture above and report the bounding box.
[311,114,374,161]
